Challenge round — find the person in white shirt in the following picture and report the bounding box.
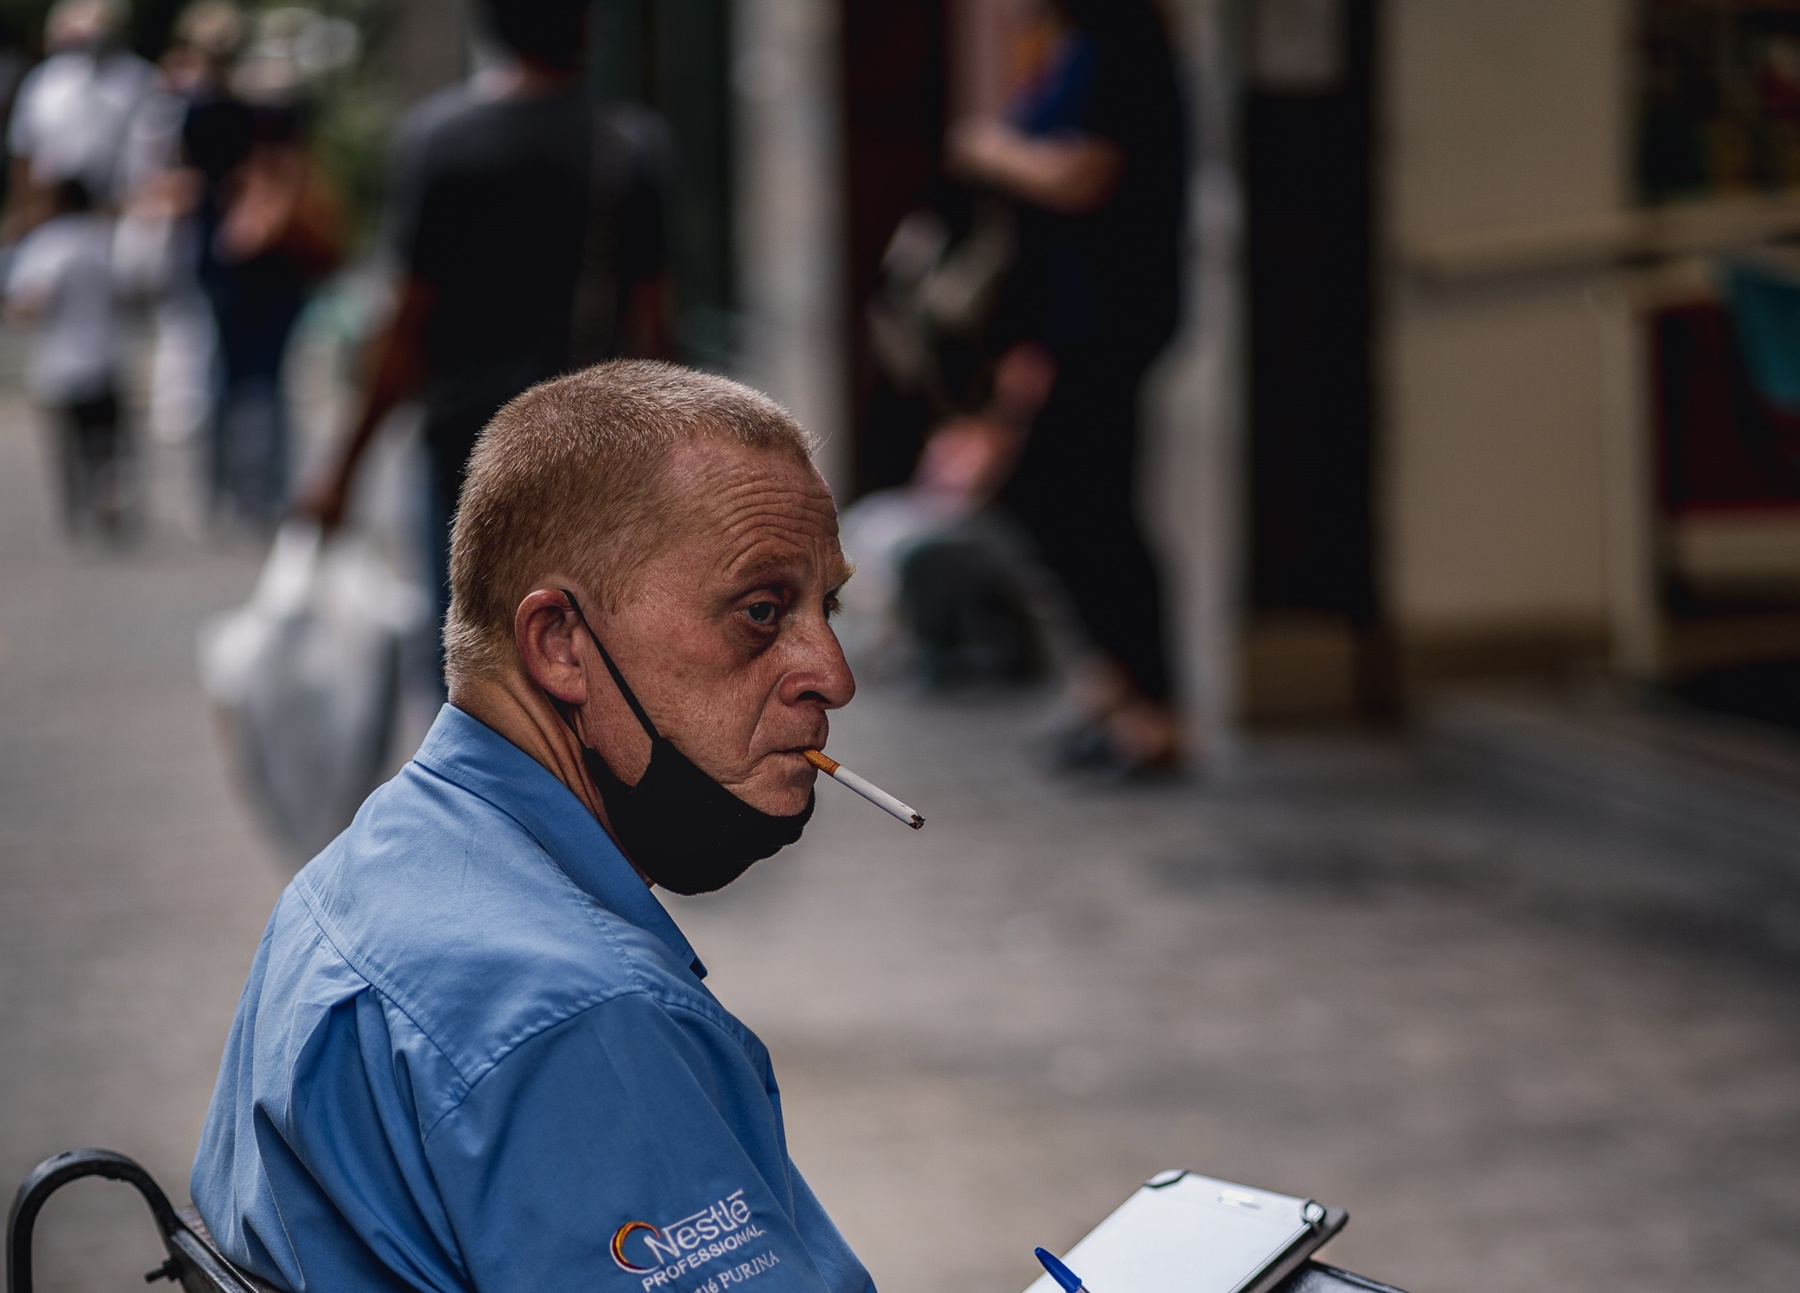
[6,177,130,538]
[5,0,155,235]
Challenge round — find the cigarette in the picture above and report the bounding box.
[802,749,925,830]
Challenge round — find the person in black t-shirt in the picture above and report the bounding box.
[298,0,671,682]
[947,0,1187,775]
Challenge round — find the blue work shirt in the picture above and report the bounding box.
[193,705,874,1293]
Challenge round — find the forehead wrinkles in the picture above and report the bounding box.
[705,469,840,574]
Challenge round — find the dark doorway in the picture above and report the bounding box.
[1242,0,1386,715]
[839,0,950,498]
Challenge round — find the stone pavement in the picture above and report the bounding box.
[3,364,1799,1293]
[0,383,284,1288]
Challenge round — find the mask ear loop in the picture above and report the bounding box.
[558,588,660,740]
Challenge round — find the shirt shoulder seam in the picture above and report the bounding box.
[411,979,648,1138]
[420,896,741,1130]
[417,981,749,1141]
[288,881,477,1107]
[295,874,670,1133]
[293,760,720,1125]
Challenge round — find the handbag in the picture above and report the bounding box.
[868,191,1019,413]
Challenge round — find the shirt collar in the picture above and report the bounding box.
[412,704,706,979]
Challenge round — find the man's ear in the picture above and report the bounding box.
[515,586,588,704]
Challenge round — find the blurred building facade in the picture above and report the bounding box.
[1376,0,1800,725]
[1379,0,1638,701]
[1237,0,1800,727]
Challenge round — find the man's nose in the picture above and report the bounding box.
[780,617,856,710]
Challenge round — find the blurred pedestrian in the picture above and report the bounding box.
[186,29,345,530]
[114,1,243,450]
[6,177,130,539]
[296,0,673,689]
[947,0,1187,775]
[838,353,1055,686]
[4,0,154,237]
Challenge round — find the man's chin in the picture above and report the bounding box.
[730,763,817,817]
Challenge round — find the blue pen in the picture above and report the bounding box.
[1034,1246,1089,1293]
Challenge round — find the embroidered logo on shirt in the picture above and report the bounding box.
[612,1190,775,1289]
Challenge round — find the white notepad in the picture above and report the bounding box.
[1022,1171,1338,1293]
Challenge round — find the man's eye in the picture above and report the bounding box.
[824,593,842,620]
[745,601,779,625]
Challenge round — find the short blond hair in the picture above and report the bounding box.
[444,361,816,687]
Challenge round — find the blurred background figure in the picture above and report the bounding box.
[296,0,672,687]
[114,0,244,455]
[838,372,1055,690]
[3,0,153,237]
[187,5,345,531]
[943,0,1187,776]
[5,175,129,539]
[846,73,1060,695]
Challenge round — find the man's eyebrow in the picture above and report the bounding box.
[722,553,856,590]
[724,554,806,586]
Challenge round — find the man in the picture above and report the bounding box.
[298,0,671,675]
[194,362,872,1293]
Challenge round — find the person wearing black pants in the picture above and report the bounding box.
[949,0,1187,773]
[1004,345,1174,714]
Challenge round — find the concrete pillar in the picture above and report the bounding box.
[730,0,851,496]
[1148,0,1246,756]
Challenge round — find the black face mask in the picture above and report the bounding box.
[558,589,814,895]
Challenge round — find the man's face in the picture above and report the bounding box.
[580,438,856,815]
[49,1,108,51]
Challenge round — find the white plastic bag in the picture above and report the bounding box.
[112,211,176,301]
[198,522,430,867]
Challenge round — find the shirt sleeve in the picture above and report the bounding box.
[386,151,428,278]
[7,63,40,160]
[423,991,873,1293]
[7,226,58,303]
[384,93,452,277]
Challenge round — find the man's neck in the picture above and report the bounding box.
[451,670,614,834]
[450,672,656,888]
[471,55,580,103]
